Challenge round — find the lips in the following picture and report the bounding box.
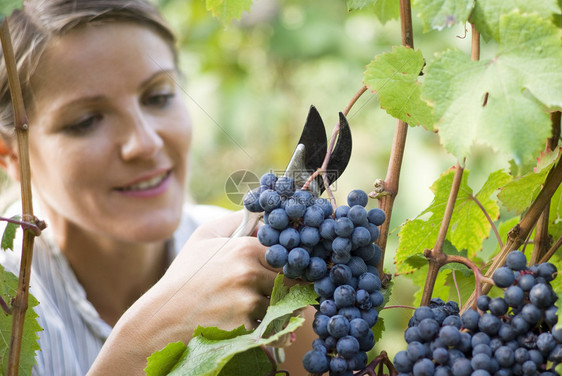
[116,170,171,192]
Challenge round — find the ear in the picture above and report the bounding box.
[0,138,19,182]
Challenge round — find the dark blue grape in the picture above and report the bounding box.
[278,227,300,249]
[407,341,427,362]
[284,198,306,219]
[319,218,336,240]
[349,318,370,339]
[334,285,356,308]
[348,351,368,370]
[414,306,435,322]
[313,314,330,338]
[347,256,368,277]
[347,189,368,207]
[394,351,414,373]
[418,318,440,341]
[471,370,491,376]
[442,315,462,329]
[478,313,501,335]
[473,343,492,357]
[275,176,295,196]
[521,360,536,375]
[348,205,368,226]
[489,297,508,316]
[282,263,301,279]
[320,299,338,317]
[510,315,531,335]
[337,335,360,359]
[461,308,481,331]
[529,283,554,308]
[472,332,491,347]
[335,217,354,237]
[493,267,515,288]
[360,308,378,327]
[328,315,350,339]
[548,344,562,363]
[471,353,493,372]
[504,285,525,308]
[302,350,329,373]
[293,189,314,206]
[521,303,541,325]
[477,295,491,311]
[259,172,277,188]
[433,347,450,364]
[335,205,350,218]
[351,226,372,248]
[267,208,289,230]
[439,325,461,346]
[370,291,384,307]
[287,247,310,270]
[330,356,348,374]
[538,262,557,282]
[498,323,516,342]
[456,332,472,353]
[432,308,447,325]
[304,205,324,227]
[330,264,353,286]
[518,274,535,292]
[434,365,452,376]
[537,332,555,355]
[506,250,527,271]
[412,358,435,376]
[527,349,543,366]
[315,197,333,218]
[545,305,558,326]
[259,189,282,211]
[339,306,362,321]
[312,242,331,259]
[357,272,381,293]
[257,225,279,246]
[494,346,514,368]
[404,326,422,343]
[332,251,352,265]
[304,256,327,281]
[243,188,263,212]
[265,244,288,268]
[367,223,380,243]
[355,289,372,310]
[314,276,336,298]
[367,208,386,226]
[300,226,320,247]
[332,237,352,256]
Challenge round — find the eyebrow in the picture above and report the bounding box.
[54,68,177,110]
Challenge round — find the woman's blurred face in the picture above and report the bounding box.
[24,22,192,243]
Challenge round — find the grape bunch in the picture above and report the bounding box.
[243,173,386,375]
[393,250,561,376]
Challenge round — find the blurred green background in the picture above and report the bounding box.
[0,0,513,361]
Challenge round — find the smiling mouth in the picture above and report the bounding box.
[117,171,170,192]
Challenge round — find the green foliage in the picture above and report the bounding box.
[144,275,317,376]
[470,0,560,42]
[205,0,253,25]
[422,11,562,166]
[1,216,19,251]
[498,150,560,213]
[0,0,22,19]
[413,0,474,32]
[0,265,41,375]
[395,168,511,274]
[347,0,400,24]
[363,46,433,128]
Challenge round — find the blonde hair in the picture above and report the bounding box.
[0,0,177,143]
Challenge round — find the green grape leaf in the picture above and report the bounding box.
[144,275,317,376]
[498,150,560,213]
[217,347,273,375]
[1,216,20,251]
[0,265,42,376]
[470,0,560,42]
[396,168,510,274]
[444,269,475,306]
[205,0,253,25]
[371,316,385,345]
[422,12,562,166]
[364,46,433,129]
[413,0,475,32]
[0,0,22,19]
[347,0,400,24]
[145,342,187,376]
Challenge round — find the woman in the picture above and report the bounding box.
[0,0,312,374]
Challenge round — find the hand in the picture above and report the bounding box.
[89,211,278,375]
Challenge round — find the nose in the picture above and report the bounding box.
[120,106,164,161]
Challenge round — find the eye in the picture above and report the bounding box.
[143,91,175,108]
[63,114,102,135]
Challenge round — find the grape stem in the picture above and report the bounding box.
[375,0,414,277]
[382,305,416,310]
[539,234,562,264]
[1,18,42,376]
[354,351,398,376]
[0,216,46,237]
[471,195,503,248]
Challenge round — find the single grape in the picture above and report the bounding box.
[349,318,370,339]
[529,283,554,308]
[412,358,435,376]
[303,205,324,227]
[287,247,310,270]
[517,274,536,292]
[537,262,557,282]
[472,332,491,347]
[284,199,306,220]
[413,306,435,322]
[489,297,508,316]
[339,306,362,321]
[319,218,336,240]
[320,299,338,317]
[492,267,515,288]
[357,272,381,293]
[461,308,481,332]
[494,346,514,368]
[335,205,350,218]
[506,250,527,271]
[267,208,289,230]
[370,291,384,307]
[393,351,414,373]
[347,256,368,277]
[315,197,333,218]
[257,225,280,246]
[332,237,352,257]
[367,208,386,226]
[407,341,427,362]
[477,295,491,311]
[243,188,263,212]
[473,343,492,357]
[330,264,353,286]
[521,303,542,325]
[329,356,348,374]
[442,315,462,329]
[335,217,354,237]
[347,189,369,207]
[275,176,295,196]
[328,315,351,339]
[265,244,288,268]
[504,285,525,308]
[278,227,300,249]
[300,226,320,247]
[433,347,450,364]
[478,313,501,336]
[418,318,440,341]
[348,205,368,226]
[334,285,356,308]
[439,325,461,346]
[314,276,336,298]
[302,350,329,373]
[336,335,360,359]
[537,332,555,355]
[313,314,330,338]
[304,256,328,281]
[351,226,372,248]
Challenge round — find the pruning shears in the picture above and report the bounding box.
[231,105,353,238]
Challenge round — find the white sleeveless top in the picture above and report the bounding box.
[0,202,229,375]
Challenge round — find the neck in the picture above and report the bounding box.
[52,221,169,326]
